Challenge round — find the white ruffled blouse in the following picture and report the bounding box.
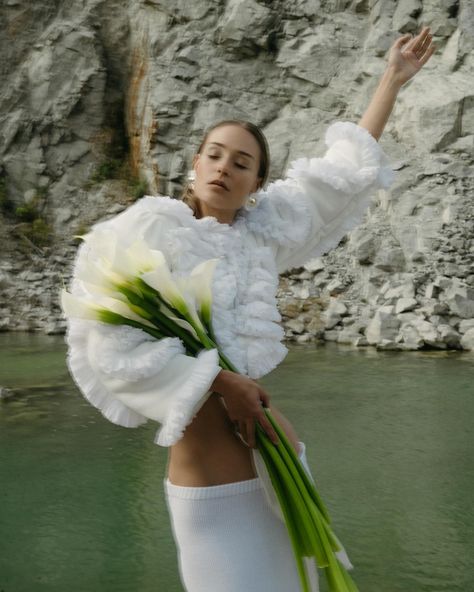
[65,121,394,448]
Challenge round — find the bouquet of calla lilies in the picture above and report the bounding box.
[60,228,359,592]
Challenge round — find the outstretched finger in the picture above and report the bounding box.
[409,26,431,52]
[417,31,432,54]
[419,42,436,66]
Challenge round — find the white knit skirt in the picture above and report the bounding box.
[163,441,340,592]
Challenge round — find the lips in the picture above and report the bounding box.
[209,179,228,190]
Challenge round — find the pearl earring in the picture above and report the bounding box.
[244,194,258,211]
[187,169,195,190]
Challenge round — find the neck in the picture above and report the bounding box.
[197,201,236,225]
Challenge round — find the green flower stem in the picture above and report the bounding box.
[265,408,331,524]
[256,425,327,568]
[98,311,164,340]
[256,427,312,557]
[256,425,311,592]
[136,278,214,348]
[270,433,330,566]
[117,285,203,353]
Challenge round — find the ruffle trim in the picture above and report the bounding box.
[65,319,148,428]
[286,121,394,195]
[132,194,196,225]
[324,121,395,189]
[93,325,184,382]
[154,348,221,447]
[241,181,313,248]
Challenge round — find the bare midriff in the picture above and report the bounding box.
[167,392,300,487]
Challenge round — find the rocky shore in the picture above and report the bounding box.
[0,0,473,351]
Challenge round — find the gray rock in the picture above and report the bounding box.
[460,329,474,350]
[444,284,474,318]
[392,0,422,33]
[373,246,406,272]
[437,324,461,348]
[459,319,474,334]
[366,306,401,345]
[216,0,274,55]
[286,319,306,334]
[394,297,417,314]
[304,258,325,273]
[0,386,15,400]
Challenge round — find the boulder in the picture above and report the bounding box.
[373,246,406,272]
[443,283,474,318]
[395,297,418,314]
[286,318,305,334]
[459,319,474,334]
[460,329,474,351]
[366,306,401,345]
[437,324,461,348]
[304,258,325,273]
[216,0,274,55]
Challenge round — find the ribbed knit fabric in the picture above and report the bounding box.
[163,441,321,592]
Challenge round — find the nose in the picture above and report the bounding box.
[216,156,231,175]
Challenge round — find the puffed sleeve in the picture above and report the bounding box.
[243,121,395,273]
[64,198,222,447]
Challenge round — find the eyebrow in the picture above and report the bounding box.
[207,142,255,160]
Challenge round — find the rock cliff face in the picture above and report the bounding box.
[0,0,473,350]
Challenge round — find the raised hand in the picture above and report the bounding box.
[387,25,436,87]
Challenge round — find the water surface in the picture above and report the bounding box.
[1,333,473,592]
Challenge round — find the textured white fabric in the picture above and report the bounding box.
[64,120,394,447]
[164,441,323,592]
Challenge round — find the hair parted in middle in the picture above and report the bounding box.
[180,119,271,218]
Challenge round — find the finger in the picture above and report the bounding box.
[410,26,431,52]
[419,42,436,65]
[238,420,246,441]
[246,419,256,448]
[415,33,433,58]
[259,388,271,408]
[258,414,280,446]
[393,33,412,50]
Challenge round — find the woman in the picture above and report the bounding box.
[64,28,435,592]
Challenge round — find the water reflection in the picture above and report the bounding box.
[0,335,473,592]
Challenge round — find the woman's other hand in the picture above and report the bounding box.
[211,369,279,448]
[387,26,436,87]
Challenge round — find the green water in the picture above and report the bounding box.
[0,333,473,592]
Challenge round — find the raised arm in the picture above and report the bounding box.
[358,26,436,141]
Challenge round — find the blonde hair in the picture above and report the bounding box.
[181,119,270,218]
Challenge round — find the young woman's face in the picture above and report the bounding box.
[193,124,262,218]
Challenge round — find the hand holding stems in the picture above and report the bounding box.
[211,369,280,448]
[358,25,436,141]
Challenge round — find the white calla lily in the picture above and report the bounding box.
[60,289,156,329]
[158,303,200,341]
[188,258,221,326]
[140,251,189,315]
[125,239,166,273]
[60,289,102,321]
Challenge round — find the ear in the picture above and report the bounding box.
[253,176,263,193]
[192,153,200,174]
